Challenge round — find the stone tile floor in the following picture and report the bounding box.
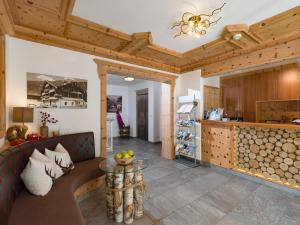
[78,138,300,225]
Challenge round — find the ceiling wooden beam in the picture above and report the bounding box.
[119,32,152,54]
[14,25,180,74]
[181,29,300,73]
[0,0,15,35]
[201,37,300,77]
[94,59,177,84]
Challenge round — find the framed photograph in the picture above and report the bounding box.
[107,95,122,113]
[27,73,87,109]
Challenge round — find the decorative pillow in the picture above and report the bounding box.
[20,150,55,196]
[45,143,74,178]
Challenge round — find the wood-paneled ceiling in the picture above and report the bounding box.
[0,0,300,76]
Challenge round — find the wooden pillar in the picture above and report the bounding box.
[0,35,5,138]
[169,80,175,160]
[99,65,107,158]
[161,81,175,160]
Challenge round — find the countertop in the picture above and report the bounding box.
[199,119,300,129]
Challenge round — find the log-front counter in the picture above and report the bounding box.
[200,120,300,191]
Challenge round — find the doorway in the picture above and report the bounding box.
[95,59,177,159]
[136,89,148,140]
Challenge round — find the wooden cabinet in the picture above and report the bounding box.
[221,63,300,122]
[0,36,5,138]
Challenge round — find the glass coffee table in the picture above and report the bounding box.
[99,159,149,224]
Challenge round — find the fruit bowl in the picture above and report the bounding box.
[114,156,135,166]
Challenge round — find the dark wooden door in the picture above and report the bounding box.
[137,89,148,140]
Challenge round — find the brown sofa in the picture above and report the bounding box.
[0,132,105,225]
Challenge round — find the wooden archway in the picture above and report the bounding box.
[94,59,177,159]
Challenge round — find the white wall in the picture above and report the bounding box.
[128,81,162,143]
[107,84,129,137]
[5,36,101,155]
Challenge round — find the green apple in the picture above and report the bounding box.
[123,153,131,159]
[127,150,135,157]
[115,153,123,159]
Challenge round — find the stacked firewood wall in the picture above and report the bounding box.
[235,126,300,188]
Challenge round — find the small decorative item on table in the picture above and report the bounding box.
[40,111,58,138]
[100,150,148,224]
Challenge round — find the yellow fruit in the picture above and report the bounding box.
[127,150,135,157]
[123,153,131,159]
[121,151,127,157]
[115,153,123,159]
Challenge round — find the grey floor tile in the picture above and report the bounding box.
[79,138,298,225]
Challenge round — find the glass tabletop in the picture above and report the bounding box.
[99,159,149,173]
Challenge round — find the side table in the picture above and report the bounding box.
[99,160,148,224]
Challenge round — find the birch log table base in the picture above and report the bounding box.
[100,160,148,224]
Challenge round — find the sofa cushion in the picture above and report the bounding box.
[20,154,55,196]
[8,157,105,225]
[45,143,74,179]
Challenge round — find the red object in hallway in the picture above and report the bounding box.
[10,139,25,146]
[27,133,42,141]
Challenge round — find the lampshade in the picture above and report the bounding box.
[13,107,34,123]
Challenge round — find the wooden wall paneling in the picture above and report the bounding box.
[277,66,300,100]
[204,85,220,111]
[242,74,256,122]
[220,77,243,118]
[0,35,5,138]
[221,63,300,122]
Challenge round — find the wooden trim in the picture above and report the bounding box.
[74,176,105,199]
[0,35,5,138]
[199,120,300,130]
[169,80,175,159]
[95,60,177,160]
[99,65,107,158]
[94,59,177,84]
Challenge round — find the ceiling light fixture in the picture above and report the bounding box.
[124,76,134,82]
[233,33,242,41]
[171,3,226,38]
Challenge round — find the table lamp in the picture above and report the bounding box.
[12,107,34,139]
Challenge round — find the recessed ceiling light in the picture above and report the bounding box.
[233,33,242,41]
[124,76,134,82]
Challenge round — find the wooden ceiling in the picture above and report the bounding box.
[0,0,300,76]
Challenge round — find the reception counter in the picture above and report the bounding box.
[200,120,300,190]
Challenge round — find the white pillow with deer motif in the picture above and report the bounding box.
[20,150,55,196]
[45,143,74,179]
